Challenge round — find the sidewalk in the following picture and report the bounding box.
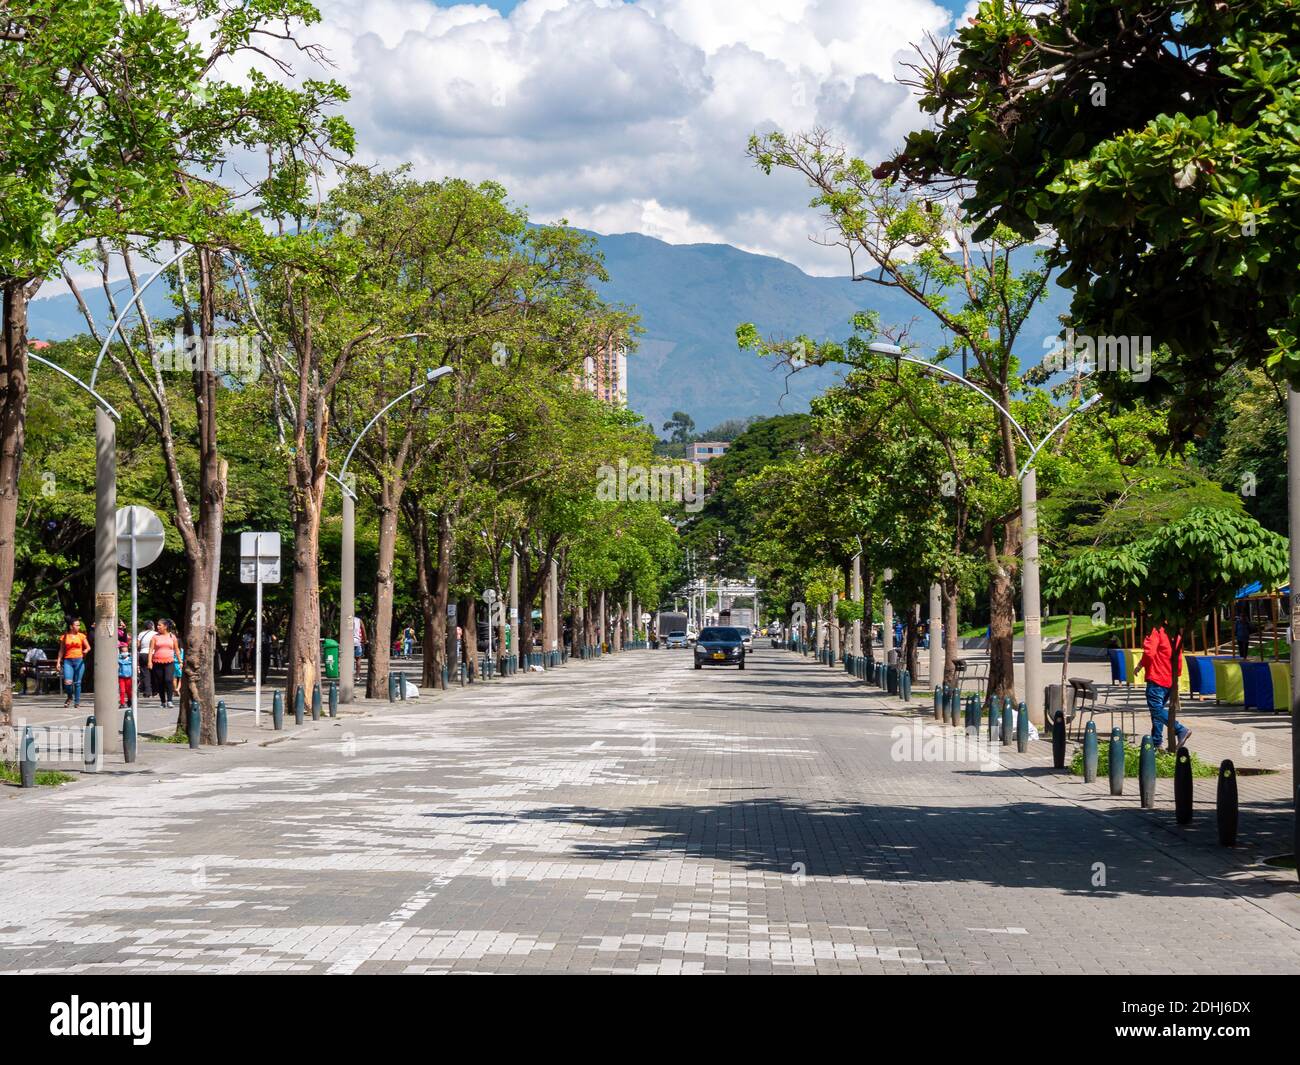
[0,651,599,783]
[788,647,1298,896]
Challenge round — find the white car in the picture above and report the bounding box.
[737,627,754,652]
[665,630,690,649]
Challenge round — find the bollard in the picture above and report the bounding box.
[1174,747,1193,825]
[312,683,322,721]
[987,695,1000,742]
[965,693,978,732]
[272,689,284,731]
[1051,710,1066,768]
[388,672,398,703]
[188,703,200,749]
[1082,720,1098,783]
[216,700,228,746]
[123,708,137,762]
[900,669,911,702]
[1108,727,1124,795]
[294,686,305,726]
[1216,760,1238,846]
[1016,701,1028,753]
[84,715,98,771]
[999,697,1012,746]
[329,681,338,718]
[933,686,943,720]
[1138,735,1156,809]
[398,671,407,700]
[20,725,36,788]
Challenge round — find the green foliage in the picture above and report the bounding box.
[1069,742,1217,780]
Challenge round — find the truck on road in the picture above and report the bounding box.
[652,611,689,648]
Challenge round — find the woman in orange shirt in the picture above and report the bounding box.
[148,618,180,710]
[56,618,91,708]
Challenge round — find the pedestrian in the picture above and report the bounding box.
[173,638,185,702]
[403,624,415,658]
[353,613,366,680]
[1234,611,1251,660]
[137,620,156,698]
[1138,619,1189,750]
[117,644,134,708]
[56,618,90,709]
[241,626,255,682]
[149,618,179,709]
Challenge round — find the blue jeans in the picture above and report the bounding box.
[62,658,85,705]
[1146,682,1187,746]
[403,638,413,657]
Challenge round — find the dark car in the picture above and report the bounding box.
[694,626,746,670]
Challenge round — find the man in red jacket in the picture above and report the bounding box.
[1138,620,1190,749]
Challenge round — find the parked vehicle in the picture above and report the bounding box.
[693,626,746,670]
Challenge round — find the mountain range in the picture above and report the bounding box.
[27,231,1073,433]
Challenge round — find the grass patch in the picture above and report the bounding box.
[148,731,190,744]
[0,762,75,786]
[958,614,1126,644]
[1069,742,1217,779]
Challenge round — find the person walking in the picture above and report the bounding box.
[402,624,415,658]
[172,638,185,702]
[149,619,179,709]
[1138,619,1189,750]
[241,627,255,682]
[56,618,90,709]
[136,621,156,699]
[352,614,366,681]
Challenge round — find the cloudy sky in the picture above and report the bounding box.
[292,0,976,275]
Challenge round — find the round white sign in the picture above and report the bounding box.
[116,505,166,569]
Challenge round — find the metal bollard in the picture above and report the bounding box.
[1138,735,1156,809]
[1016,701,1029,753]
[1108,727,1124,795]
[188,703,200,749]
[216,700,228,746]
[1051,710,1066,768]
[398,671,407,700]
[933,686,943,719]
[123,708,138,762]
[965,693,977,732]
[1216,759,1238,846]
[988,696,1000,742]
[294,686,305,726]
[900,669,911,702]
[311,684,322,720]
[1174,747,1193,825]
[388,672,398,702]
[329,681,338,718]
[1082,720,1098,783]
[272,689,284,731]
[20,725,36,787]
[84,715,98,771]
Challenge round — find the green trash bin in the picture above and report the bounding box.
[323,638,340,680]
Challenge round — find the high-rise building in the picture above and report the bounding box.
[579,336,628,407]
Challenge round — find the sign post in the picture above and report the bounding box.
[241,532,281,728]
[484,588,497,678]
[116,506,166,735]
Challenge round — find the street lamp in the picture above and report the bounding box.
[869,342,1102,726]
[335,364,454,702]
[28,353,123,748]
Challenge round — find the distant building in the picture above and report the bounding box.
[579,336,628,407]
[688,441,729,463]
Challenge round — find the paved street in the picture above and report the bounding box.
[3,648,1300,974]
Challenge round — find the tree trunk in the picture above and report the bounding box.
[366,479,402,699]
[287,477,323,710]
[942,577,960,689]
[863,567,875,664]
[409,503,438,688]
[431,510,454,686]
[985,521,1018,700]
[0,279,29,726]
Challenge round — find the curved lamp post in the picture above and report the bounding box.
[29,353,123,748]
[335,365,454,703]
[869,342,1102,726]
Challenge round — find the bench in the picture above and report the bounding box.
[1067,677,1138,740]
[951,658,987,696]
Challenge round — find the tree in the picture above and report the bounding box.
[742,128,1056,702]
[662,411,696,444]
[892,0,1300,442]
